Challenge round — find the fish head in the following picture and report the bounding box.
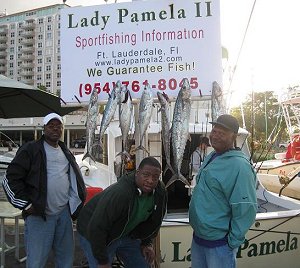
[90,87,99,105]
[180,78,191,100]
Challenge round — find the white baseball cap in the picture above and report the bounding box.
[43,113,63,125]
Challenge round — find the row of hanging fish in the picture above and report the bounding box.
[82,78,194,188]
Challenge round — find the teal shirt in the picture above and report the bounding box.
[189,149,257,249]
[122,194,154,237]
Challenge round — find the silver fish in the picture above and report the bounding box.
[157,92,174,175]
[116,86,133,160]
[82,88,99,162]
[136,83,153,153]
[99,81,122,148]
[211,81,226,122]
[166,78,192,188]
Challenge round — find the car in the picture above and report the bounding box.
[72,137,86,148]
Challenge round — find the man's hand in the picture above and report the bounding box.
[141,245,155,264]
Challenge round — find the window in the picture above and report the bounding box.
[10,32,15,38]
[38,18,43,24]
[10,40,14,45]
[46,81,51,88]
[57,47,60,53]
[9,55,14,60]
[57,72,61,78]
[57,64,61,70]
[46,73,51,79]
[9,62,13,68]
[37,42,42,48]
[37,50,42,56]
[37,74,41,80]
[10,24,15,29]
[47,25,52,31]
[9,47,14,53]
[57,81,61,86]
[57,55,61,61]
[9,70,13,76]
[37,82,41,87]
[37,66,42,72]
[46,57,51,63]
[46,65,51,71]
[38,34,43,40]
[47,17,52,23]
[37,58,42,64]
[47,32,52,39]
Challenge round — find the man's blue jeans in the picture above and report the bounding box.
[24,206,74,268]
[78,234,150,268]
[191,238,238,268]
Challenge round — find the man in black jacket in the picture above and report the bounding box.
[2,113,86,268]
[77,156,167,268]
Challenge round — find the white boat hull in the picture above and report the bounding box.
[159,210,300,268]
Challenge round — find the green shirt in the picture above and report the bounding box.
[122,194,154,237]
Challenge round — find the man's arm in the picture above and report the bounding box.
[2,149,32,209]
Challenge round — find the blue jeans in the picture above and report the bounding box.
[78,234,150,268]
[24,206,74,268]
[191,238,238,268]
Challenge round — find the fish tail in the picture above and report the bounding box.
[163,162,175,176]
[166,173,190,188]
[115,151,131,161]
[135,145,149,155]
[82,152,96,163]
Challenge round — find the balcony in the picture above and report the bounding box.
[21,62,34,68]
[0,58,7,64]
[0,51,7,57]
[21,46,34,53]
[20,30,34,38]
[0,65,6,71]
[20,69,34,76]
[22,21,35,30]
[21,38,34,45]
[0,26,8,34]
[20,54,34,60]
[20,78,34,85]
[0,43,7,49]
[0,35,7,42]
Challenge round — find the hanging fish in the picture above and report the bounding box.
[99,81,122,148]
[157,91,174,175]
[116,86,133,160]
[166,78,192,188]
[135,83,154,154]
[82,87,99,162]
[211,81,226,122]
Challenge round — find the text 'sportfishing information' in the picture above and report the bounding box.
[61,0,221,103]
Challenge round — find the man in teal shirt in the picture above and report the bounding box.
[189,114,257,268]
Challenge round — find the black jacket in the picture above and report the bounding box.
[2,136,86,220]
[76,171,167,265]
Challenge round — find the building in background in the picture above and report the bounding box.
[0,4,87,148]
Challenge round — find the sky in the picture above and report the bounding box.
[1,0,300,107]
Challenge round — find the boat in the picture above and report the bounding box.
[74,90,300,267]
[256,88,300,200]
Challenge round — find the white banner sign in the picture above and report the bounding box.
[61,0,221,104]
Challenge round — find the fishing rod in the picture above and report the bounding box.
[278,172,300,197]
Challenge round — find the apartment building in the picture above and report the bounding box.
[0,4,86,147]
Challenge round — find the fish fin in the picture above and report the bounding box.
[135,145,149,155]
[166,173,190,188]
[82,152,96,163]
[115,151,131,162]
[163,162,175,176]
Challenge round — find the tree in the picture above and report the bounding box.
[230,91,288,145]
